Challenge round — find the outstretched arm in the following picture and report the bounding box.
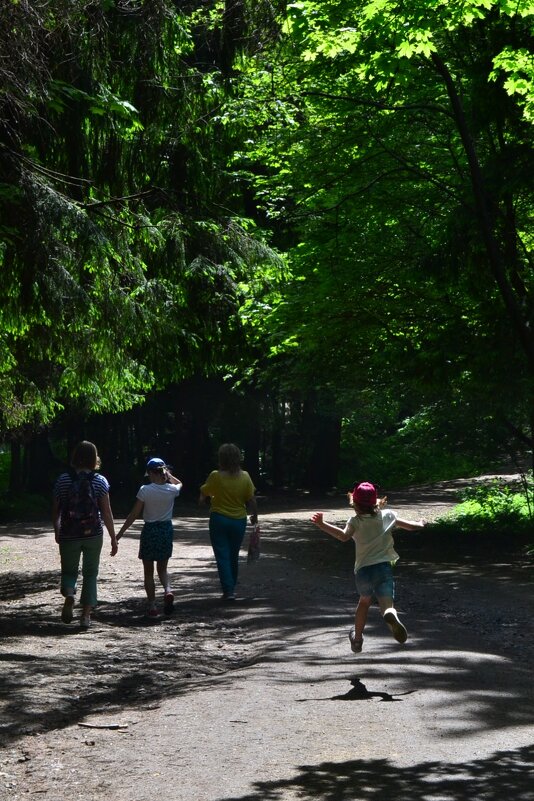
[310,512,353,542]
[98,494,119,556]
[395,516,427,531]
[117,499,144,541]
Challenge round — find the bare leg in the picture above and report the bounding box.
[157,559,175,613]
[354,595,372,640]
[156,559,171,593]
[143,560,156,605]
[377,596,393,615]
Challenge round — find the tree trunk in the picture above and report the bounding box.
[431,52,534,375]
[8,440,22,494]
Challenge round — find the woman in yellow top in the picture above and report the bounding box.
[200,443,258,601]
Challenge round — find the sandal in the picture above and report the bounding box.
[349,630,363,653]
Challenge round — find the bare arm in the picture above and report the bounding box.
[310,512,353,542]
[117,499,145,541]
[395,516,427,531]
[98,494,118,556]
[247,495,258,525]
[165,470,182,488]
[52,498,61,543]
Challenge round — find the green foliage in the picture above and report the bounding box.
[0,492,50,522]
[491,46,534,122]
[1,0,533,492]
[433,474,534,537]
[0,440,51,518]
[0,1,284,438]
[338,401,495,488]
[229,0,534,468]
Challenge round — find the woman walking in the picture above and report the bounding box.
[200,443,258,601]
[53,441,118,628]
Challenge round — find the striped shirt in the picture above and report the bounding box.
[54,471,110,538]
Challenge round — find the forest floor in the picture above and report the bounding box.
[1,474,533,800]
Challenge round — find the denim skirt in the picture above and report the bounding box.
[138,520,173,561]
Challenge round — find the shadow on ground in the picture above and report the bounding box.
[1,506,533,751]
[217,745,534,801]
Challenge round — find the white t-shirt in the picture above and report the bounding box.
[346,509,399,572]
[137,482,181,522]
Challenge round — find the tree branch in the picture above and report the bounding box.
[300,90,453,118]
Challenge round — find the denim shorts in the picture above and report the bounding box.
[355,561,395,599]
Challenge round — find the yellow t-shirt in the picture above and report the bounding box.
[200,470,255,519]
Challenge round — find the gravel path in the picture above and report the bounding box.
[1,478,533,800]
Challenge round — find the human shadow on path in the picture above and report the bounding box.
[217,744,534,801]
[296,677,416,703]
[1,514,533,749]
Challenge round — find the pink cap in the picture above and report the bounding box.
[352,482,377,506]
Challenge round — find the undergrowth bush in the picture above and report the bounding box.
[432,474,534,541]
[0,492,50,522]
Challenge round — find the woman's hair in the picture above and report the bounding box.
[218,443,242,473]
[71,441,100,471]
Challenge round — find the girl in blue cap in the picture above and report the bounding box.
[117,458,182,617]
[311,481,426,653]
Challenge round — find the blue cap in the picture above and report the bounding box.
[146,457,166,470]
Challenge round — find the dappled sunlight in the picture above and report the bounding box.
[216,746,534,801]
[1,500,532,755]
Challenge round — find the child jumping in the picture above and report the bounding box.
[311,481,426,653]
[117,458,182,618]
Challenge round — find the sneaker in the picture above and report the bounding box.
[221,592,236,603]
[147,607,159,619]
[61,595,75,624]
[383,607,408,643]
[349,630,363,653]
[164,592,174,615]
[79,615,91,629]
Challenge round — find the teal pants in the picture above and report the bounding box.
[209,512,247,595]
[59,535,103,608]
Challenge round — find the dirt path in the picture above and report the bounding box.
[1,479,533,800]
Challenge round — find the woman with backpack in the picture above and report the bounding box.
[53,441,118,628]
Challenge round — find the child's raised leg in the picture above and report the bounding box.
[378,596,408,643]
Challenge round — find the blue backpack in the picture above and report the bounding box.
[60,470,100,539]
